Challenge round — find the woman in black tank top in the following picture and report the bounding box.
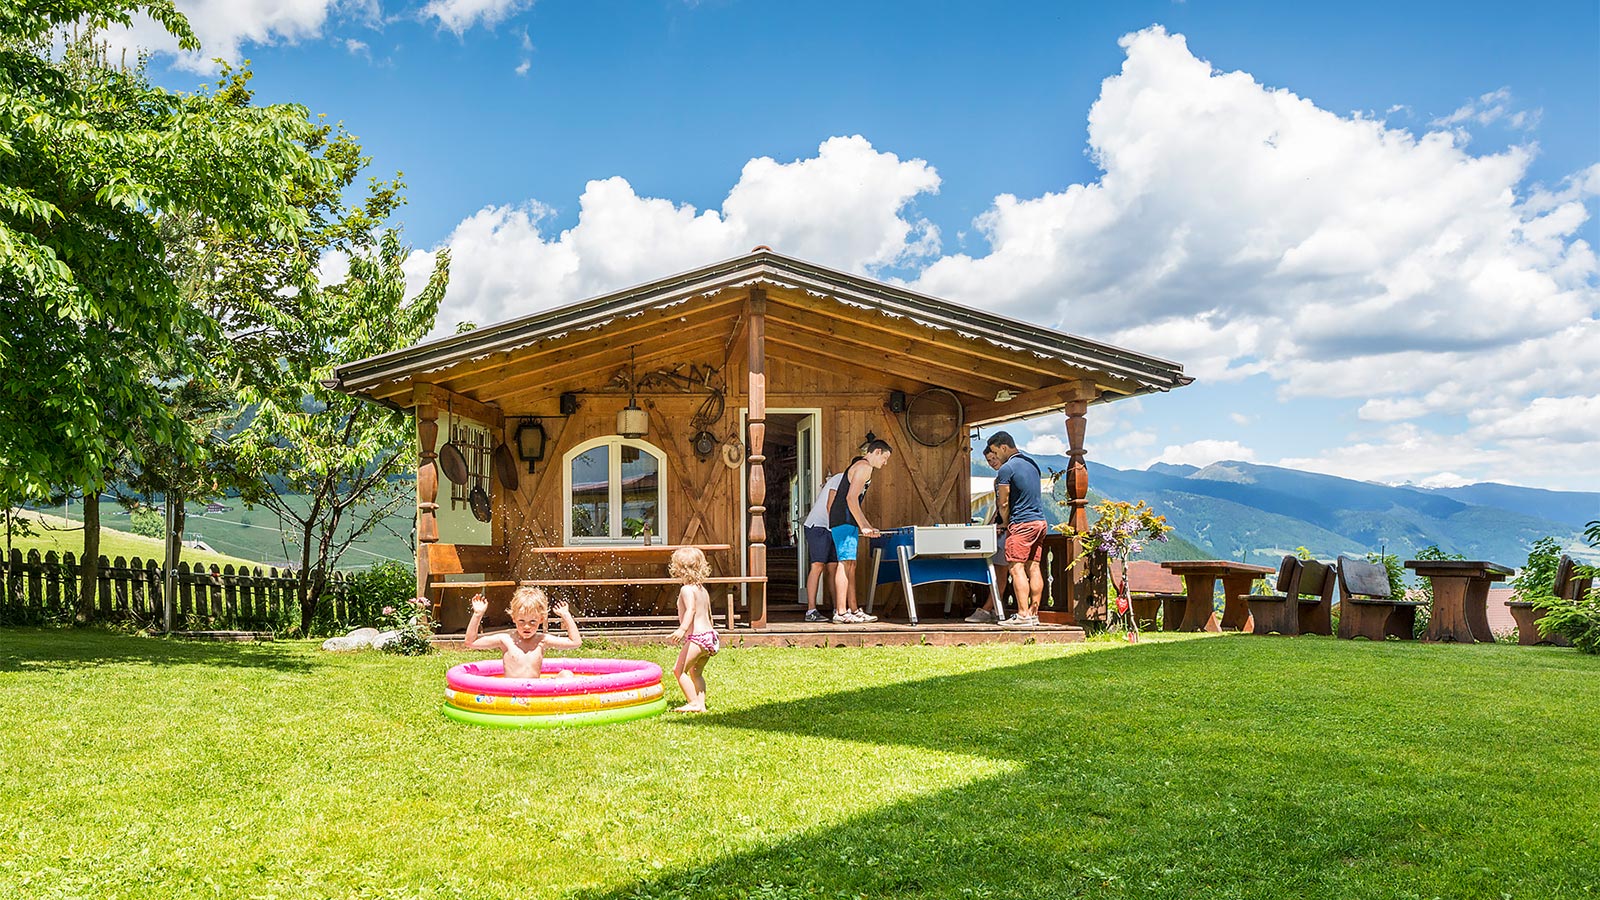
[828,456,871,528]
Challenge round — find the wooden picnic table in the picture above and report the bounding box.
[1405,559,1512,643]
[1160,560,1276,632]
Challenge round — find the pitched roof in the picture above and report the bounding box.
[331,248,1191,414]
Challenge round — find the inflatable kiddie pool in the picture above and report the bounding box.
[442,658,666,728]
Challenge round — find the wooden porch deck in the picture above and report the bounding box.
[431,619,1084,649]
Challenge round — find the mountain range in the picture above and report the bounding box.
[977,457,1600,569]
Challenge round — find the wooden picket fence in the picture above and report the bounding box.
[0,549,357,631]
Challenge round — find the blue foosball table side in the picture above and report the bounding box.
[867,526,1002,626]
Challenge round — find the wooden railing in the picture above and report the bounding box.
[1040,532,1108,627]
[0,549,356,630]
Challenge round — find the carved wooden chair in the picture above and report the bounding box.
[1336,555,1423,641]
[1247,556,1335,636]
[1505,554,1588,647]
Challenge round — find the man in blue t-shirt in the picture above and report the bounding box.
[988,431,1047,626]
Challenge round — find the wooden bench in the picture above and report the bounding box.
[1245,556,1334,636]
[430,576,766,632]
[1335,555,1422,641]
[1506,555,1588,647]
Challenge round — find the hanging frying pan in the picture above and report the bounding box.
[439,402,469,485]
[491,441,519,491]
[469,484,492,522]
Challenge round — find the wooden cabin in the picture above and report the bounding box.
[330,249,1191,630]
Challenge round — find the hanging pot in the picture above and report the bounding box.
[469,484,492,522]
[439,403,468,485]
[491,441,519,491]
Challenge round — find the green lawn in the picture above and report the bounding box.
[1,630,1595,899]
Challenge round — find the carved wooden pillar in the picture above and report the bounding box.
[1064,398,1104,626]
[747,288,768,630]
[416,400,440,601]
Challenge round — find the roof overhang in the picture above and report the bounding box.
[330,249,1192,420]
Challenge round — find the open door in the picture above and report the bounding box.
[794,413,819,588]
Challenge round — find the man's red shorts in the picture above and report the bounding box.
[1004,519,1047,564]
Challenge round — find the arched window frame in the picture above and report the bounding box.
[561,436,668,545]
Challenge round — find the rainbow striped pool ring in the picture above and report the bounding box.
[441,658,666,728]
[444,682,664,715]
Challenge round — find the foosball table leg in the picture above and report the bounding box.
[898,546,919,626]
[988,565,1005,622]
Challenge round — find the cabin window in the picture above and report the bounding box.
[563,437,666,544]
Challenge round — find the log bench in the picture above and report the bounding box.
[1335,555,1422,641]
[430,577,766,631]
[1245,556,1335,636]
[1506,554,1587,647]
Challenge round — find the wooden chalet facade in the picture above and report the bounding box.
[330,249,1191,630]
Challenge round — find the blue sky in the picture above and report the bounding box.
[122,1,1600,490]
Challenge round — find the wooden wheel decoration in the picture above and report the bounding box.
[903,388,964,447]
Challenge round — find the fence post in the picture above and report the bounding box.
[177,561,193,622]
[26,550,43,618]
[110,556,128,615]
[63,551,79,615]
[94,554,111,617]
[44,550,62,617]
[207,565,223,621]
[129,556,145,617]
[145,558,161,620]
[222,564,238,626]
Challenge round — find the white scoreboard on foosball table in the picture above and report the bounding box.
[867,525,1003,625]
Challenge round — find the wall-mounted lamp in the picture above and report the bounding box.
[515,418,547,473]
[616,346,648,438]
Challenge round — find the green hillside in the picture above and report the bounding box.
[24,497,413,571]
[4,510,257,570]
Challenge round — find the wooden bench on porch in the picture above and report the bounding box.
[1506,554,1588,647]
[1245,555,1335,636]
[1335,555,1421,641]
[424,542,761,631]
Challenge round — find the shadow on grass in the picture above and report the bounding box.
[570,638,1599,900]
[0,626,316,673]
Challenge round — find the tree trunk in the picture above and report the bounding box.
[297,518,320,635]
[163,491,185,632]
[76,489,100,623]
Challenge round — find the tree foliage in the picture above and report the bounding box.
[0,3,328,500]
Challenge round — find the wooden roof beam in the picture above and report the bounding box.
[763,331,1004,399]
[491,334,730,412]
[965,381,1101,428]
[766,306,1053,393]
[445,313,736,402]
[767,291,1070,381]
[410,384,505,429]
[416,295,746,397]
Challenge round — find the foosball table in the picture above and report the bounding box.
[867,525,1002,625]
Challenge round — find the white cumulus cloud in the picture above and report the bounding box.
[1148,440,1257,468]
[422,0,533,34]
[98,0,373,72]
[419,136,940,335]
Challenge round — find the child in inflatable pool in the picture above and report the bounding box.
[667,546,717,712]
[463,586,582,679]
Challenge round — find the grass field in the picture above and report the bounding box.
[1,629,1595,899]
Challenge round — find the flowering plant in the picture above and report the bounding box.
[380,596,435,655]
[1055,500,1173,637]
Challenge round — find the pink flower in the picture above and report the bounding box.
[382,606,396,616]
